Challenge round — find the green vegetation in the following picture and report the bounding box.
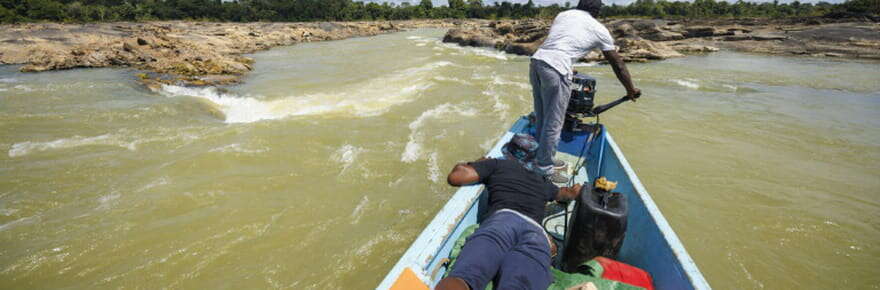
[605,0,878,18]
[0,0,876,23]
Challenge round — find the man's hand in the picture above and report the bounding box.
[556,184,583,202]
[570,184,583,196]
[627,88,641,101]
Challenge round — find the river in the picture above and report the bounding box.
[1,28,878,289]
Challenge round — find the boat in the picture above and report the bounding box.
[380,97,710,289]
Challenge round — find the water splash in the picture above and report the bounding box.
[401,103,478,163]
[161,61,453,123]
[9,134,137,158]
[209,143,268,155]
[350,196,369,225]
[427,151,441,182]
[672,79,700,89]
[331,144,364,175]
[436,41,511,60]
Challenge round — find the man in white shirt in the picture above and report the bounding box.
[530,0,641,183]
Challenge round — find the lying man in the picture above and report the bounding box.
[436,134,582,290]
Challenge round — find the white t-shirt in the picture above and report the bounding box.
[532,9,616,79]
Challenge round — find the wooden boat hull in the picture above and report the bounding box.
[379,116,710,290]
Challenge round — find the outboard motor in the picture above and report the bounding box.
[563,73,598,132]
[561,177,628,273]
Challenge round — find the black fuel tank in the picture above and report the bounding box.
[561,182,628,273]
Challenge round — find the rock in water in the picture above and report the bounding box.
[0,21,408,86]
[504,41,543,55]
[644,31,685,41]
[684,26,720,38]
[751,32,788,41]
[670,43,720,53]
[617,37,684,61]
[443,19,689,62]
[443,28,501,48]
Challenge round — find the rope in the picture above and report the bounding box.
[543,115,600,245]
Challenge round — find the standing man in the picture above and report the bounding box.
[530,0,641,183]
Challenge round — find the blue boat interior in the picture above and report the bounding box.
[418,116,709,289]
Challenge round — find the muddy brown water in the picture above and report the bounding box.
[1,29,878,289]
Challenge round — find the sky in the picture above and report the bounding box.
[361,0,847,6]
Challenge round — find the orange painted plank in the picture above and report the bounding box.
[390,267,430,290]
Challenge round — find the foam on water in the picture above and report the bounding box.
[13,85,33,92]
[8,127,209,157]
[96,192,121,210]
[673,79,701,89]
[139,176,171,192]
[491,93,510,116]
[350,196,369,224]
[491,75,530,90]
[427,152,441,183]
[409,36,435,47]
[209,143,268,154]
[436,41,511,60]
[481,85,512,121]
[353,230,403,258]
[0,208,19,216]
[0,216,39,232]
[332,144,364,175]
[9,134,137,157]
[470,48,510,60]
[401,103,478,163]
[161,61,452,123]
[433,75,472,85]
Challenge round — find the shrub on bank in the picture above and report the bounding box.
[0,0,876,24]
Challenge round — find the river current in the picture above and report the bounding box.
[1,29,878,289]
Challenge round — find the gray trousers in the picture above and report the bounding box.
[529,59,571,173]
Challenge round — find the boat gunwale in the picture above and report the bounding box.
[378,117,711,289]
[604,132,711,289]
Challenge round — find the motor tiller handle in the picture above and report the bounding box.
[591,93,640,116]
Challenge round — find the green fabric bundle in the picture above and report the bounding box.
[446,224,644,290]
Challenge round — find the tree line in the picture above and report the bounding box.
[0,0,876,24]
[605,0,878,18]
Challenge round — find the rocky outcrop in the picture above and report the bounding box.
[442,17,880,63]
[1,18,876,87]
[0,20,458,86]
[668,43,720,53]
[443,20,549,56]
[442,19,690,63]
[616,37,684,61]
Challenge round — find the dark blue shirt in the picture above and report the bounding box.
[468,158,559,223]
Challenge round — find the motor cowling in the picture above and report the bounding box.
[564,73,598,132]
[568,73,597,115]
[561,179,628,273]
